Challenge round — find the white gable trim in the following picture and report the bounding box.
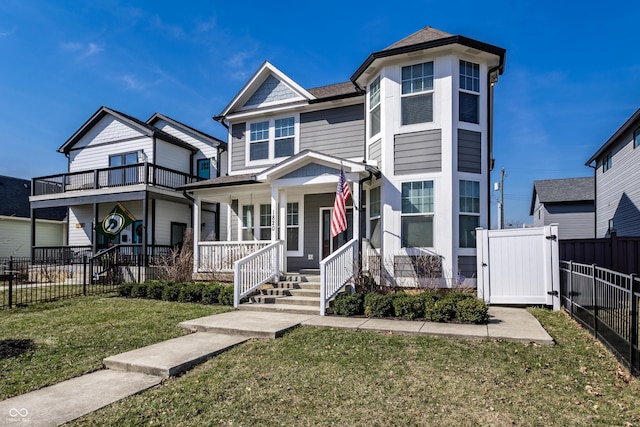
[255,151,367,181]
[218,62,316,118]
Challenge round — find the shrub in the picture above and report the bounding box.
[131,282,148,299]
[364,292,393,318]
[455,298,489,324]
[178,283,203,303]
[117,282,133,297]
[162,282,181,302]
[425,299,456,322]
[201,283,223,305]
[392,293,424,320]
[333,292,364,316]
[443,290,474,304]
[218,285,234,306]
[146,281,166,300]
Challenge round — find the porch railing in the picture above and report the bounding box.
[233,241,282,307]
[197,241,271,272]
[320,238,358,316]
[32,163,200,196]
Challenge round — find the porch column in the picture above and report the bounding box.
[270,186,279,244]
[279,190,287,273]
[192,196,201,274]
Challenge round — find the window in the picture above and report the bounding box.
[635,128,640,148]
[608,219,615,233]
[603,152,612,172]
[401,181,434,247]
[459,60,480,124]
[401,62,434,125]
[197,159,211,179]
[248,116,297,163]
[369,76,381,137]
[170,222,187,247]
[459,180,480,248]
[242,205,255,240]
[109,152,139,185]
[259,204,271,240]
[286,202,299,251]
[369,186,381,249]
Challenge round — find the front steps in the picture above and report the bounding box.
[239,273,325,315]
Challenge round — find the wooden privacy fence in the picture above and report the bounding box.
[476,225,560,309]
[560,232,640,275]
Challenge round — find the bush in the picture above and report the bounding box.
[131,282,148,299]
[201,283,223,305]
[443,290,474,304]
[425,299,456,322]
[146,281,166,300]
[178,283,203,303]
[392,293,424,320]
[364,292,393,318]
[117,282,133,297]
[162,282,181,302]
[218,285,234,306]
[455,298,489,324]
[333,292,364,316]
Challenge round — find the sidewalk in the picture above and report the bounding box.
[0,307,553,426]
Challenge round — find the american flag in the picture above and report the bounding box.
[330,167,351,237]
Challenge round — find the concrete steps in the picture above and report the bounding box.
[240,273,324,314]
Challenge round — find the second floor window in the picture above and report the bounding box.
[603,152,612,172]
[401,62,434,126]
[248,116,296,163]
[459,60,480,124]
[634,128,640,148]
[369,76,381,137]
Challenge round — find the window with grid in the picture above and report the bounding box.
[248,117,296,163]
[286,202,299,251]
[459,180,480,248]
[369,186,381,249]
[249,121,269,161]
[259,204,271,240]
[242,205,255,240]
[274,117,295,157]
[369,76,381,137]
[401,62,434,125]
[459,60,480,124]
[401,181,434,247]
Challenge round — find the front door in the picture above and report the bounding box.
[320,207,353,259]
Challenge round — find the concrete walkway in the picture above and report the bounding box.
[0,307,553,426]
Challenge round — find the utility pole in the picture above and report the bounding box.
[494,168,505,229]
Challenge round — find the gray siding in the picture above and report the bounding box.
[230,199,239,241]
[300,104,364,159]
[281,163,339,179]
[394,130,442,175]
[596,128,640,237]
[541,202,595,239]
[370,138,382,166]
[230,123,246,173]
[287,193,334,271]
[244,75,297,107]
[458,129,481,173]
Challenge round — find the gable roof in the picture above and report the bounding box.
[586,108,640,165]
[351,26,506,85]
[146,113,227,150]
[58,106,198,155]
[529,177,594,215]
[0,175,66,220]
[307,82,362,102]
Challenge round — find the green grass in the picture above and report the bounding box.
[67,308,640,426]
[0,296,232,400]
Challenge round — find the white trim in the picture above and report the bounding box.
[245,114,300,167]
[286,198,304,257]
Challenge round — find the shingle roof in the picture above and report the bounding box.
[383,26,453,50]
[0,175,66,220]
[307,82,362,101]
[180,173,259,191]
[530,177,594,215]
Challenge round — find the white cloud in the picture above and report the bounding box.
[121,74,145,90]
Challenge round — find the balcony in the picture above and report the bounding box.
[32,163,201,196]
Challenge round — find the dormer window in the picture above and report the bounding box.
[248,116,298,164]
[401,62,434,125]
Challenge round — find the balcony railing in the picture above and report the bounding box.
[32,163,201,196]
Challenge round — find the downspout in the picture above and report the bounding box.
[486,64,500,229]
[587,161,597,238]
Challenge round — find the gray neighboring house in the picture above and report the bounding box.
[529,177,594,239]
[586,108,640,238]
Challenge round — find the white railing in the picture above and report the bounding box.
[319,238,358,316]
[233,241,282,307]
[197,241,271,272]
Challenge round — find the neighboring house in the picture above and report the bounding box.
[529,177,594,239]
[182,26,506,287]
[29,106,226,257]
[586,108,640,237]
[0,175,66,257]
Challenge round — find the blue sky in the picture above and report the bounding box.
[1,0,639,226]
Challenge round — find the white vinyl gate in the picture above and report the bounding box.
[476,225,560,310]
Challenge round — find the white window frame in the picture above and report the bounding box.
[259,203,271,241]
[400,61,434,126]
[459,180,480,249]
[400,180,435,248]
[459,60,480,124]
[241,204,255,241]
[369,76,381,138]
[246,114,299,167]
[368,186,381,249]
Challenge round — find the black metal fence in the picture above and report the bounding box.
[0,245,171,310]
[560,260,639,376]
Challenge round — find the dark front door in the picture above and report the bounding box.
[321,208,353,259]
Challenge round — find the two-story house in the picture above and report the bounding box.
[29,106,225,261]
[183,27,506,300]
[586,108,640,237]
